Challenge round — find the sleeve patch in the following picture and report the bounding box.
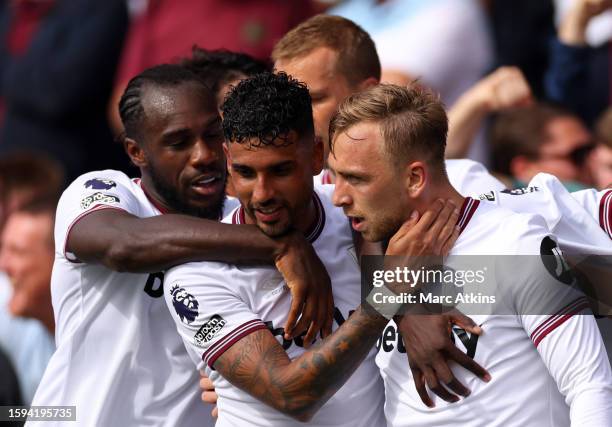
[84,178,117,190]
[80,192,120,209]
[194,315,227,346]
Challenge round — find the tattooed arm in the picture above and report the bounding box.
[213,200,461,421]
[214,306,386,421]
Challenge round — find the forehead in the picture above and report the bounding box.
[140,82,217,133]
[542,116,591,151]
[329,121,386,172]
[275,47,342,91]
[2,212,52,245]
[227,132,308,166]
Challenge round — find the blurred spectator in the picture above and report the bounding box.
[447,66,534,159]
[545,0,611,125]
[108,0,315,133]
[181,47,269,108]
[0,153,60,405]
[491,103,595,190]
[0,0,131,182]
[555,0,612,46]
[330,0,492,106]
[0,200,56,333]
[485,0,555,98]
[588,107,612,188]
[0,152,64,230]
[0,200,56,405]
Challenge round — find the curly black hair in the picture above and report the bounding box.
[221,72,313,147]
[181,47,269,99]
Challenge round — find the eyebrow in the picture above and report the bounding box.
[231,160,295,170]
[161,128,191,141]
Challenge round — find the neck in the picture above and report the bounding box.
[409,179,465,221]
[139,175,174,214]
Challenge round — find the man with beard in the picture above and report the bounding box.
[27,64,333,427]
[328,83,612,426]
[163,72,470,426]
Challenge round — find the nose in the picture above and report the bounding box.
[190,138,219,168]
[252,175,275,205]
[332,177,352,207]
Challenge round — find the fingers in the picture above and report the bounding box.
[291,293,317,342]
[431,357,470,398]
[446,346,491,382]
[441,225,461,256]
[449,310,483,335]
[428,202,459,255]
[423,365,458,403]
[211,406,218,418]
[199,373,214,391]
[284,286,305,339]
[412,368,434,408]
[413,199,445,234]
[388,210,421,246]
[202,390,218,405]
[304,292,328,347]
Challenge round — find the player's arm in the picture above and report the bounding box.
[530,308,612,425]
[214,305,386,422]
[512,220,612,424]
[68,209,333,342]
[213,200,465,421]
[70,209,295,272]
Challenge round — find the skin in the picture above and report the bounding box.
[588,144,612,189]
[329,121,491,405]
[275,47,376,164]
[329,121,465,241]
[198,43,489,411]
[512,116,593,184]
[215,126,466,420]
[68,80,333,339]
[225,132,323,238]
[0,211,55,333]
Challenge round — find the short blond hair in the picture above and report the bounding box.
[272,15,380,86]
[329,84,448,171]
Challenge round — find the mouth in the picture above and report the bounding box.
[349,216,365,231]
[190,173,224,196]
[253,206,284,223]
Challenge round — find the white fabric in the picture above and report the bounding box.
[376,199,612,427]
[445,159,506,196]
[164,186,385,427]
[28,170,220,427]
[477,174,612,254]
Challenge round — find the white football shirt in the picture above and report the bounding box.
[570,187,612,240]
[477,173,612,255]
[28,170,229,427]
[376,198,612,427]
[164,186,385,427]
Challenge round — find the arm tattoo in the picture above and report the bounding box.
[214,306,387,420]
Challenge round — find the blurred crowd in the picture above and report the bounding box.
[0,0,610,409]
